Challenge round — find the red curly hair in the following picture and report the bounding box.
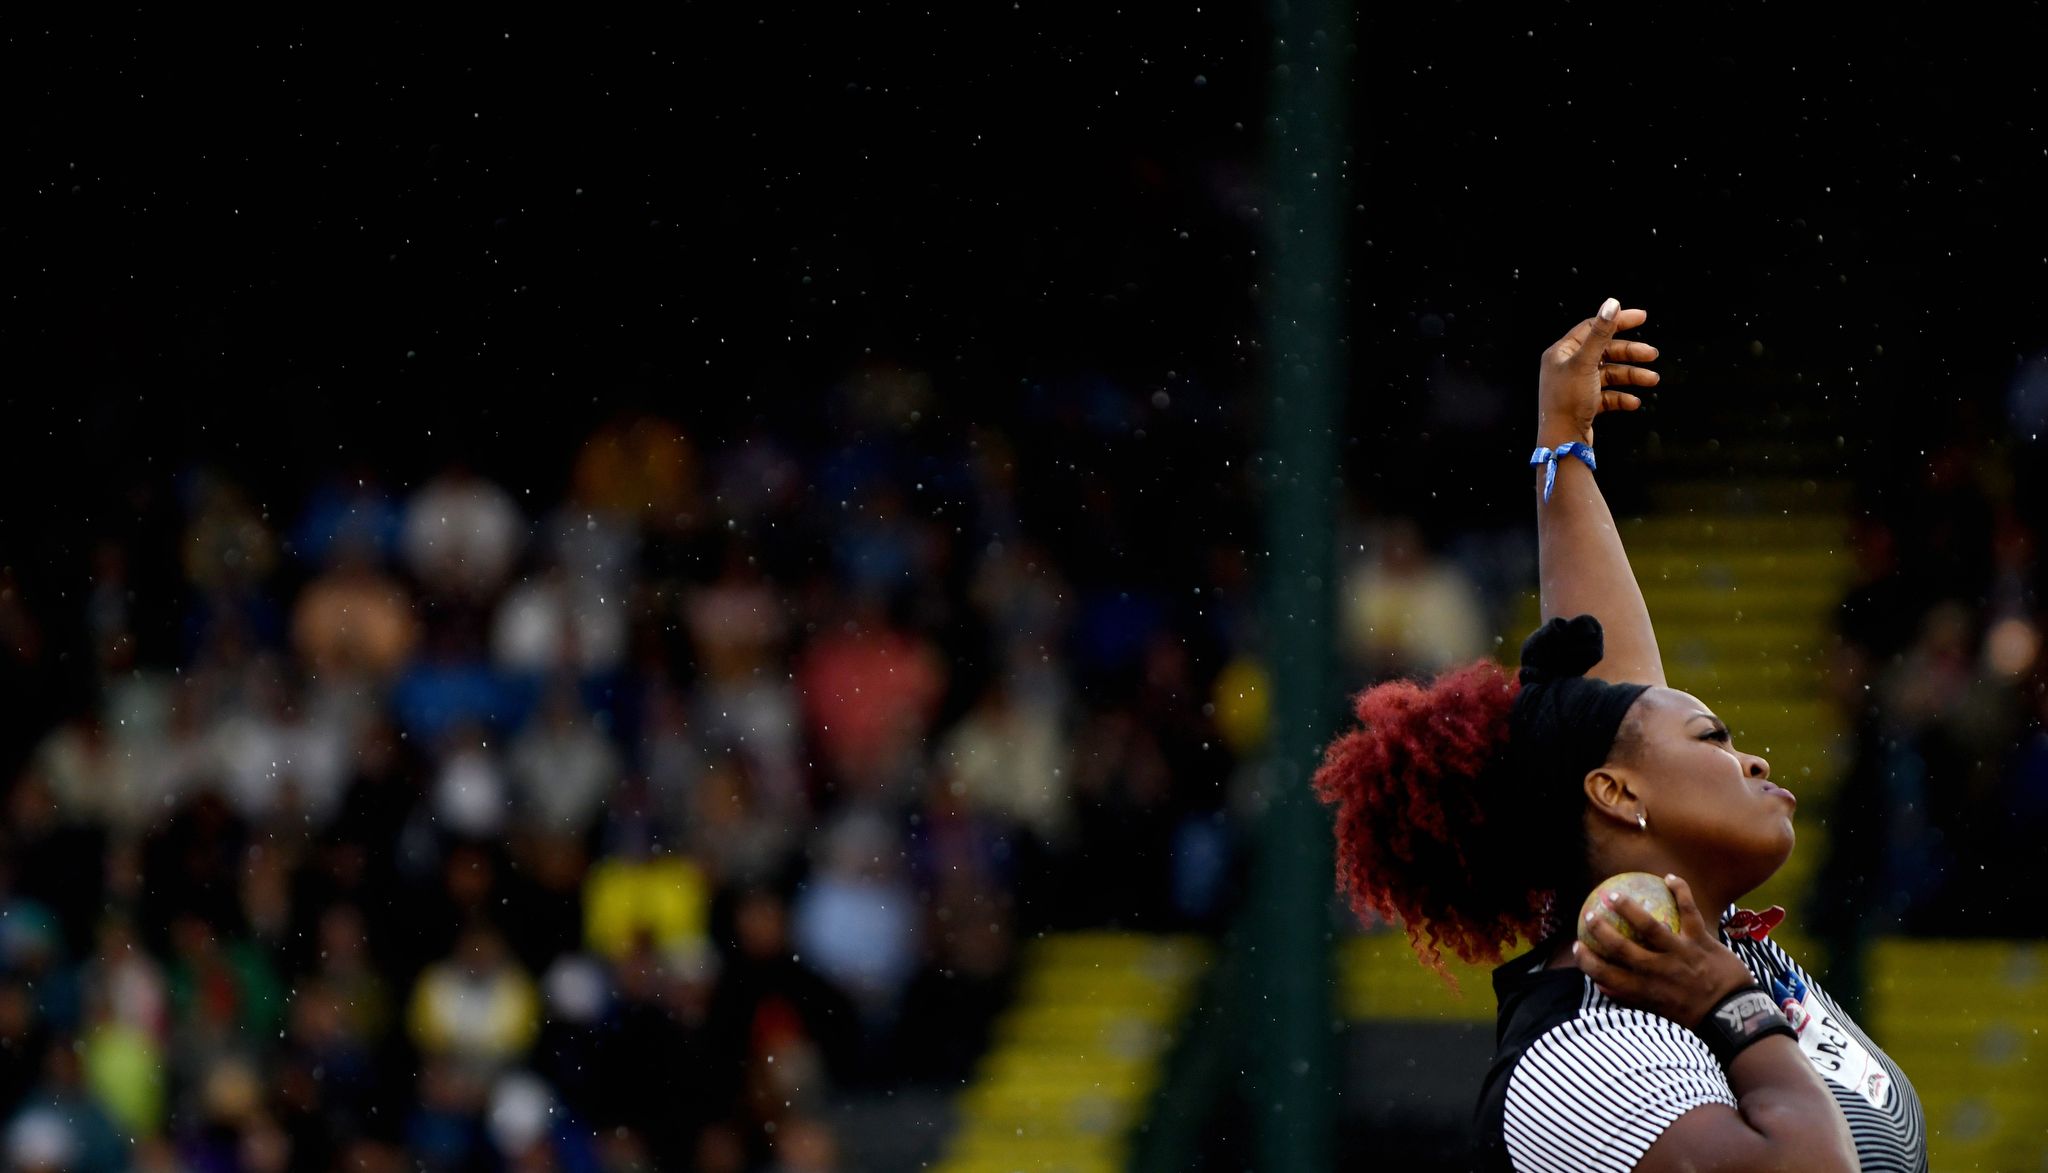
[1313,658,1580,985]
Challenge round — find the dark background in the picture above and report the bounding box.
[9,7,1262,491]
[7,5,2048,1170]
[15,6,2048,576]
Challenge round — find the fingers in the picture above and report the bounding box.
[1603,340,1659,363]
[1547,302,1648,365]
[1588,298,1623,355]
[1597,363,1661,388]
[1548,318,1599,365]
[1571,941,1631,1002]
[1551,301,1618,365]
[1666,873,1711,939]
[1572,940,1616,989]
[1600,391,1644,413]
[1603,890,1681,952]
[1583,911,1655,970]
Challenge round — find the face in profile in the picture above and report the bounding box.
[1604,686,1794,899]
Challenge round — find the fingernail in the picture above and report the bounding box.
[1598,297,1619,322]
[1585,911,1597,923]
[1664,874,1679,885]
[1604,890,1620,904]
[1571,942,1581,954]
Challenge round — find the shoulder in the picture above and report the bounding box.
[1498,991,1736,1173]
[1515,997,1726,1089]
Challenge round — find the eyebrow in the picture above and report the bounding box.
[1689,711,1728,729]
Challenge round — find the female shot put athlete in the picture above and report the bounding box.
[1313,300,1926,1171]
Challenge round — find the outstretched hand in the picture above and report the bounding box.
[1539,298,1659,443]
[1571,874,1754,1029]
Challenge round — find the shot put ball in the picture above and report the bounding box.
[1577,871,1681,954]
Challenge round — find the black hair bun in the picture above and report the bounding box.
[1517,614,1605,683]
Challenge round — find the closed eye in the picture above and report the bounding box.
[1701,728,1731,743]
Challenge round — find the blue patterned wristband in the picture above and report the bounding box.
[1529,440,1596,504]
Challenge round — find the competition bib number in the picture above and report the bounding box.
[1784,986,1888,1109]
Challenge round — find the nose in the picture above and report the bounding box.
[1746,755,1769,780]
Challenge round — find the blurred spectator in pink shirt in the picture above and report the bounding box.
[794,600,944,800]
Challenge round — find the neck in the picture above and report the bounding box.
[1689,877,1740,926]
[1566,867,1739,938]
[1540,873,1739,971]
[1585,829,1749,931]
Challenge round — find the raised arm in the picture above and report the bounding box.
[1533,298,1667,687]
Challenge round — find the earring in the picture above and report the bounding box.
[1636,810,1648,831]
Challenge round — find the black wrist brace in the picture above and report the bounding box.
[1693,985,1797,1067]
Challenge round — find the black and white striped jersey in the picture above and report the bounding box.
[1471,906,1926,1172]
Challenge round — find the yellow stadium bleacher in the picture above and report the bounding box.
[930,933,1212,1173]
[1868,938,2048,1169]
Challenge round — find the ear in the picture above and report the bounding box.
[1582,767,1640,829]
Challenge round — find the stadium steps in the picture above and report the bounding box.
[929,933,1211,1173]
[1865,938,2048,1169]
[1505,476,1857,915]
[1645,475,1854,515]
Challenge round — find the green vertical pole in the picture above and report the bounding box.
[1246,0,1349,1169]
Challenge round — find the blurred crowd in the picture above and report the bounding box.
[1817,412,2048,940]
[0,367,1262,1173]
[4,353,2045,1170]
